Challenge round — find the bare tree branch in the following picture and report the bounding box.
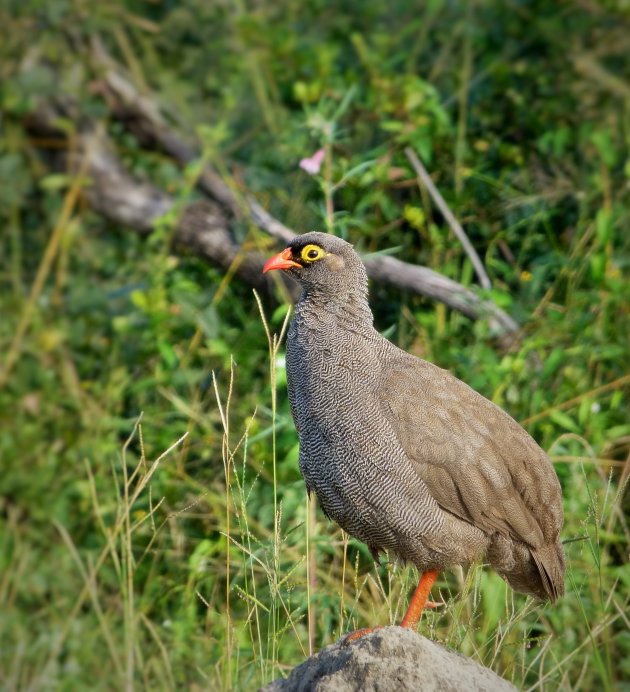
[29,106,273,291]
[364,255,517,333]
[404,147,492,290]
[91,36,300,245]
[89,50,517,333]
[29,51,519,335]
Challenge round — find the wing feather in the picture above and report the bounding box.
[379,353,563,550]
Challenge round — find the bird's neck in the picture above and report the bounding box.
[294,287,374,334]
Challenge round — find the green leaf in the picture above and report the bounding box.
[39,173,73,191]
[157,340,178,369]
[595,208,613,245]
[549,410,580,433]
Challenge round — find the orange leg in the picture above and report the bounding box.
[400,569,439,629]
[344,569,440,644]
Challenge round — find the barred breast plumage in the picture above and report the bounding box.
[263,232,565,637]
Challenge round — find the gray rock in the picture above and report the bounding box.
[261,626,517,692]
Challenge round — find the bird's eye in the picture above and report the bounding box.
[300,244,326,263]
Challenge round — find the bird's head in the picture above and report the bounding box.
[263,232,368,298]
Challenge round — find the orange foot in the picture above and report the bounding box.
[344,570,442,645]
[343,626,383,645]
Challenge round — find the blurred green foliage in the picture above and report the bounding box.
[1,0,629,690]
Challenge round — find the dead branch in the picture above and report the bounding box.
[30,104,273,292]
[29,47,519,335]
[87,46,518,334]
[363,255,515,331]
[404,147,492,290]
[91,37,299,245]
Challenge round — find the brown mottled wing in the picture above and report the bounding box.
[379,353,564,550]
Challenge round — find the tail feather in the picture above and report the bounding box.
[531,542,565,601]
[492,537,565,601]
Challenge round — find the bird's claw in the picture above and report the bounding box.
[424,599,446,609]
[343,626,382,645]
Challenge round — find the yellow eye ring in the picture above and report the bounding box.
[300,244,326,263]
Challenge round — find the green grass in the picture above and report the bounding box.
[1,0,630,689]
[1,290,628,689]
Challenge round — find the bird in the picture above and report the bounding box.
[262,232,565,640]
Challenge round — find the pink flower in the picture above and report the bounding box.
[299,148,325,175]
